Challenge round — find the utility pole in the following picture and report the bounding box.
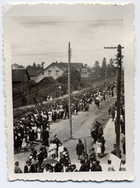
[116,44,123,158]
[68,42,72,139]
[104,44,124,158]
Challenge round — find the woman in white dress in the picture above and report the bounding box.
[96,140,102,158]
[48,141,57,157]
[48,110,52,124]
[37,126,41,141]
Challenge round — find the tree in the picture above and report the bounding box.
[41,62,45,68]
[57,68,81,90]
[33,62,36,67]
[94,61,100,68]
[37,64,41,68]
[108,58,114,67]
[102,57,107,68]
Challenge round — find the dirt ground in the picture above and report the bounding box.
[14,93,120,171]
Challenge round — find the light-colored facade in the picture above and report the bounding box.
[35,63,65,82]
[81,68,90,78]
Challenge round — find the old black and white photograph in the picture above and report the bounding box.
[3,3,134,181]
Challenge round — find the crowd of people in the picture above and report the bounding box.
[14,81,114,152]
[13,80,126,173]
[14,135,126,173]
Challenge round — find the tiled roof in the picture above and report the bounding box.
[12,69,30,82]
[58,62,83,70]
[27,66,43,76]
[36,77,60,86]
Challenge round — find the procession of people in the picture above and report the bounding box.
[13,80,126,173]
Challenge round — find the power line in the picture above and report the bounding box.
[12,62,82,91]
[13,71,81,104]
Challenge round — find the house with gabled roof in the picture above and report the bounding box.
[26,64,43,80]
[31,76,63,98]
[35,61,83,82]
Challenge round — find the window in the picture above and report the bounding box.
[42,72,44,75]
[56,70,60,76]
[48,70,52,75]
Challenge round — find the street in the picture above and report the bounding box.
[14,91,125,171]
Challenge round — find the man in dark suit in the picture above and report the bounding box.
[42,127,49,146]
[24,160,35,173]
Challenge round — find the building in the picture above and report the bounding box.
[26,64,43,81]
[80,67,91,79]
[31,76,63,98]
[12,69,31,108]
[11,63,25,69]
[35,61,83,82]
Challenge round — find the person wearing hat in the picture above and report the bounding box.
[14,161,22,173]
[76,139,85,160]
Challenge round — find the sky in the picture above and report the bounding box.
[10,14,124,68]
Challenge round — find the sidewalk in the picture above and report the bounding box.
[99,118,126,170]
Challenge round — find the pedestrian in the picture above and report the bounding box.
[59,154,70,172]
[30,147,37,160]
[76,139,85,160]
[94,160,102,171]
[54,161,63,172]
[96,139,102,158]
[37,147,44,171]
[36,126,41,142]
[42,126,49,146]
[89,148,96,162]
[111,106,115,121]
[21,134,28,151]
[24,160,35,173]
[100,136,105,155]
[70,164,78,172]
[121,135,126,154]
[91,127,98,143]
[14,161,23,173]
[84,154,90,171]
[119,160,126,171]
[52,135,61,155]
[48,109,52,125]
[91,160,97,171]
[58,143,64,160]
[107,160,115,171]
[48,141,57,157]
[108,106,111,116]
[79,159,86,172]
[97,123,103,139]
